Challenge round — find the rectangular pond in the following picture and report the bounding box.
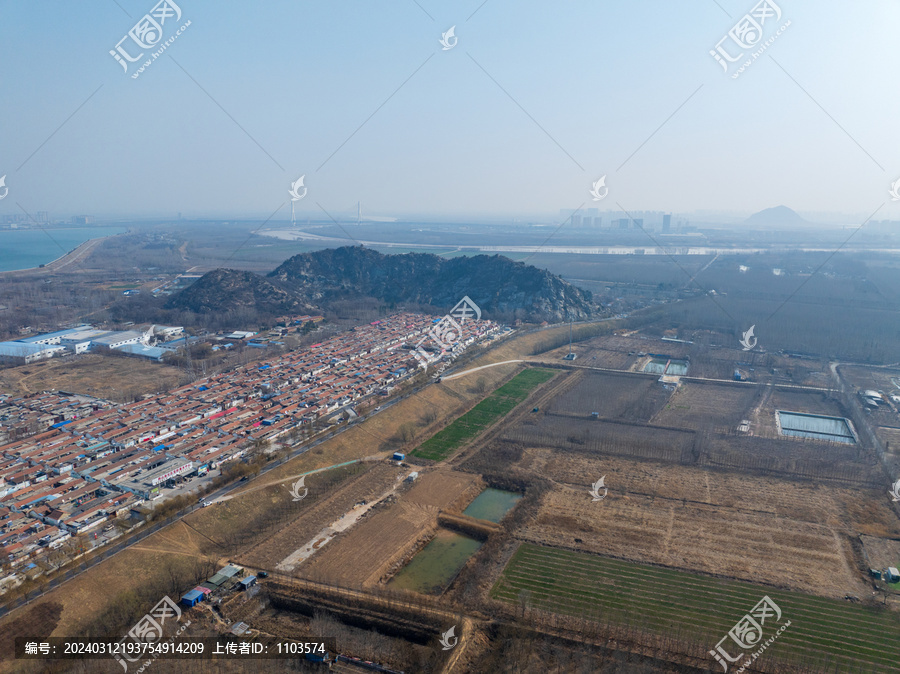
[389,530,482,595]
[462,488,522,523]
[642,357,689,376]
[776,411,856,444]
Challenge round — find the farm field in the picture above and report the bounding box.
[536,331,836,388]
[521,486,862,596]
[516,449,895,533]
[236,462,405,571]
[651,380,759,431]
[509,448,897,595]
[299,469,481,587]
[492,543,900,673]
[412,368,556,461]
[768,387,846,419]
[504,414,693,465]
[544,371,671,422]
[860,535,900,572]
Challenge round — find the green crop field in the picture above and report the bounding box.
[493,543,900,673]
[411,368,555,462]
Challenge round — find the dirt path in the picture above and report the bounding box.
[210,458,371,504]
[442,360,524,381]
[749,381,774,429]
[274,469,414,572]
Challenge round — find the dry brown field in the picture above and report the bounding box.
[544,371,671,422]
[651,380,759,431]
[236,462,405,570]
[510,448,893,597]
[0,354,183,400]
[536,330,838,388]
[860,534,900,570]
[504,415,693,465]
[299,469,481,588]
[767,386,845,417]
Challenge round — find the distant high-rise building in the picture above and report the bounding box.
[662,213,671,232]
[35,211,49,224]
[632,218,643,229]
[572,215,582,227]
[71,215,94,225]
[617,218,629,229]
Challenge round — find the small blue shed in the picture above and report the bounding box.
[181,589,204,607]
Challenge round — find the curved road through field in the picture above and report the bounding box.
[441,359,524,381]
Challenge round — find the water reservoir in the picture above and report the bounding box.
[389,530,482,594]
[642,358,689,376]
[776,411,856,444]
[462,488,522,523]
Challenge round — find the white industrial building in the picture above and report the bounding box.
[0,325,182,365]
[0,342,67,365]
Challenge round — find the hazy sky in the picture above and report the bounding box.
[1,0,899,222]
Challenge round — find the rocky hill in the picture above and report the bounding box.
[269,247,594,322]
[168,247,595,322]
[165,268,311,315]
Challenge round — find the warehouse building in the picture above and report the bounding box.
[0,342,67,365]
[140,458,193,487]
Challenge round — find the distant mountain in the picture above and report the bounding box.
[743,206,809,228]
[268,247,594,322]
[168,247,594,322]
[165,269,310,314]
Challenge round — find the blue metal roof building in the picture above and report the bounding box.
[181,589,204,607]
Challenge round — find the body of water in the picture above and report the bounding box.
[642,358,689,376]
[389,530,482,594]
[777,411,856,444]
[463,488,522,523]
[0,227,124,272]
